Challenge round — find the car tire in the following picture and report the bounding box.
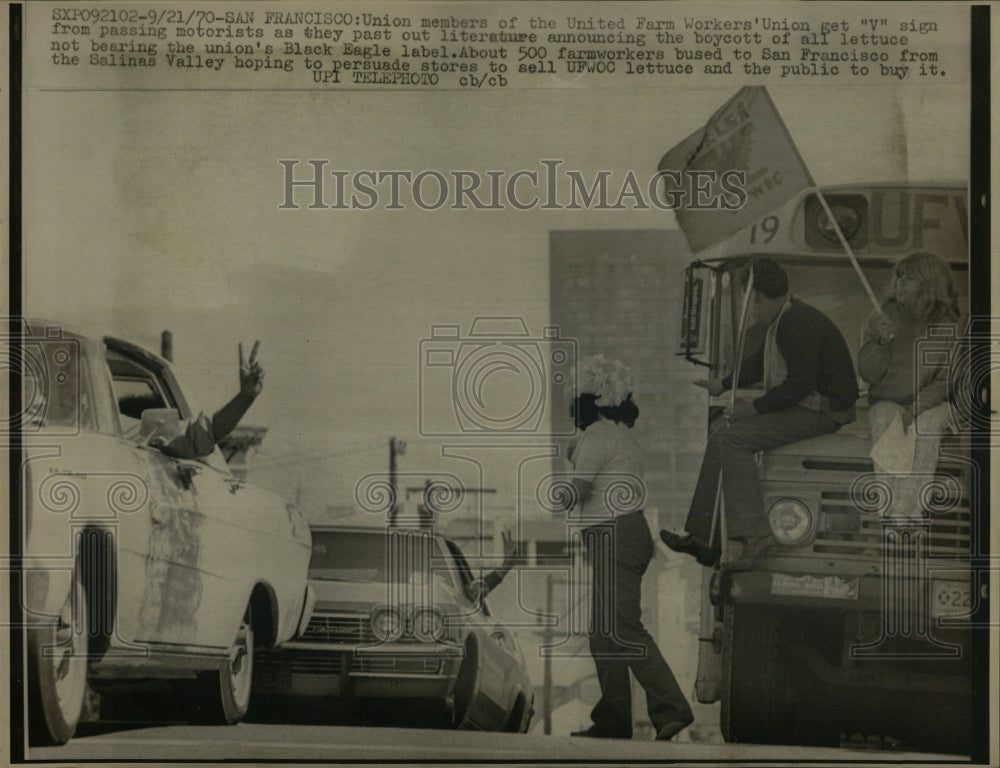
[503,692,529,733]
[28,574,88,746]
[192,604,254,724]
[451,636,479,729]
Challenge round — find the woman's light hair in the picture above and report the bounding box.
[569,354,635,407]
[888,251,961,323]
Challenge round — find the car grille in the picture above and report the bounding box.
[279,652,444,676]
[301,613,375,645]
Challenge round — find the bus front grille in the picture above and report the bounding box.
[816,490,971,557]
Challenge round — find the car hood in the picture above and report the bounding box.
[308,578,462,612]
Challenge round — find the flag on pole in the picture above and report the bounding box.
[658,87,814,252]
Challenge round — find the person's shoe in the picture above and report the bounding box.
[660,530,719,567]
[655,715,694,741]
[720,536,772,571]
[570,726,631,739]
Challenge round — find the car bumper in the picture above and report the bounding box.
[254,642,464,698]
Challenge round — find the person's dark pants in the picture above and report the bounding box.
[584,511,692,737]
[685,406,840,544]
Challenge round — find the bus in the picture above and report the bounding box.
[678,184,977,754]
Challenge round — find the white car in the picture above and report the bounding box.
[15,320,313,745]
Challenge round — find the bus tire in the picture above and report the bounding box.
[720,604,788,745]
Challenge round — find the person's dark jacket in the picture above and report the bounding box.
[723,299,859,414]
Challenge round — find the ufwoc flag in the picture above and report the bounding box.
[658,87,814,252]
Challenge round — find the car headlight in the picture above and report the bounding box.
[768,498,813,545]
[371,607,404,642]
[411,608,445,642]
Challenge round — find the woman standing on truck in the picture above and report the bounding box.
[858,251,962,518]
[565,355,694,742]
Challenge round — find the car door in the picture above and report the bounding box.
[178,443,294,650]
[103,343,208,650]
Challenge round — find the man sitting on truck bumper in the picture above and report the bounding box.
[662,257,859,568]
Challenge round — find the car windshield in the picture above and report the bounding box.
[310,530,444,584]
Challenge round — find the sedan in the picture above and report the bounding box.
[253,525,534,732]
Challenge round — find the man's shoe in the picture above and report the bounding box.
[570,726,631,739]
[720,536,772,571]
[655,715,694,741]
[660,530,719,567]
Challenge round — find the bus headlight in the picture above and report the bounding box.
[768,499,813,545]
[371,607,404,642]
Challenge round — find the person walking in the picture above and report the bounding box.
[566,355,693,741]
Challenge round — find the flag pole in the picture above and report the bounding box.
[708,264,755,551]
[758,89,881,313]
[729,264,755,417]
[814,189,882,313]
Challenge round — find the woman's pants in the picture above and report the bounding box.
[869,400,952,518]
[583,511,693,737]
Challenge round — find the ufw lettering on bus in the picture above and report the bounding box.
[870,191,967,247]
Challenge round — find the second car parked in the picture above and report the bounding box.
[254,525,534,732]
